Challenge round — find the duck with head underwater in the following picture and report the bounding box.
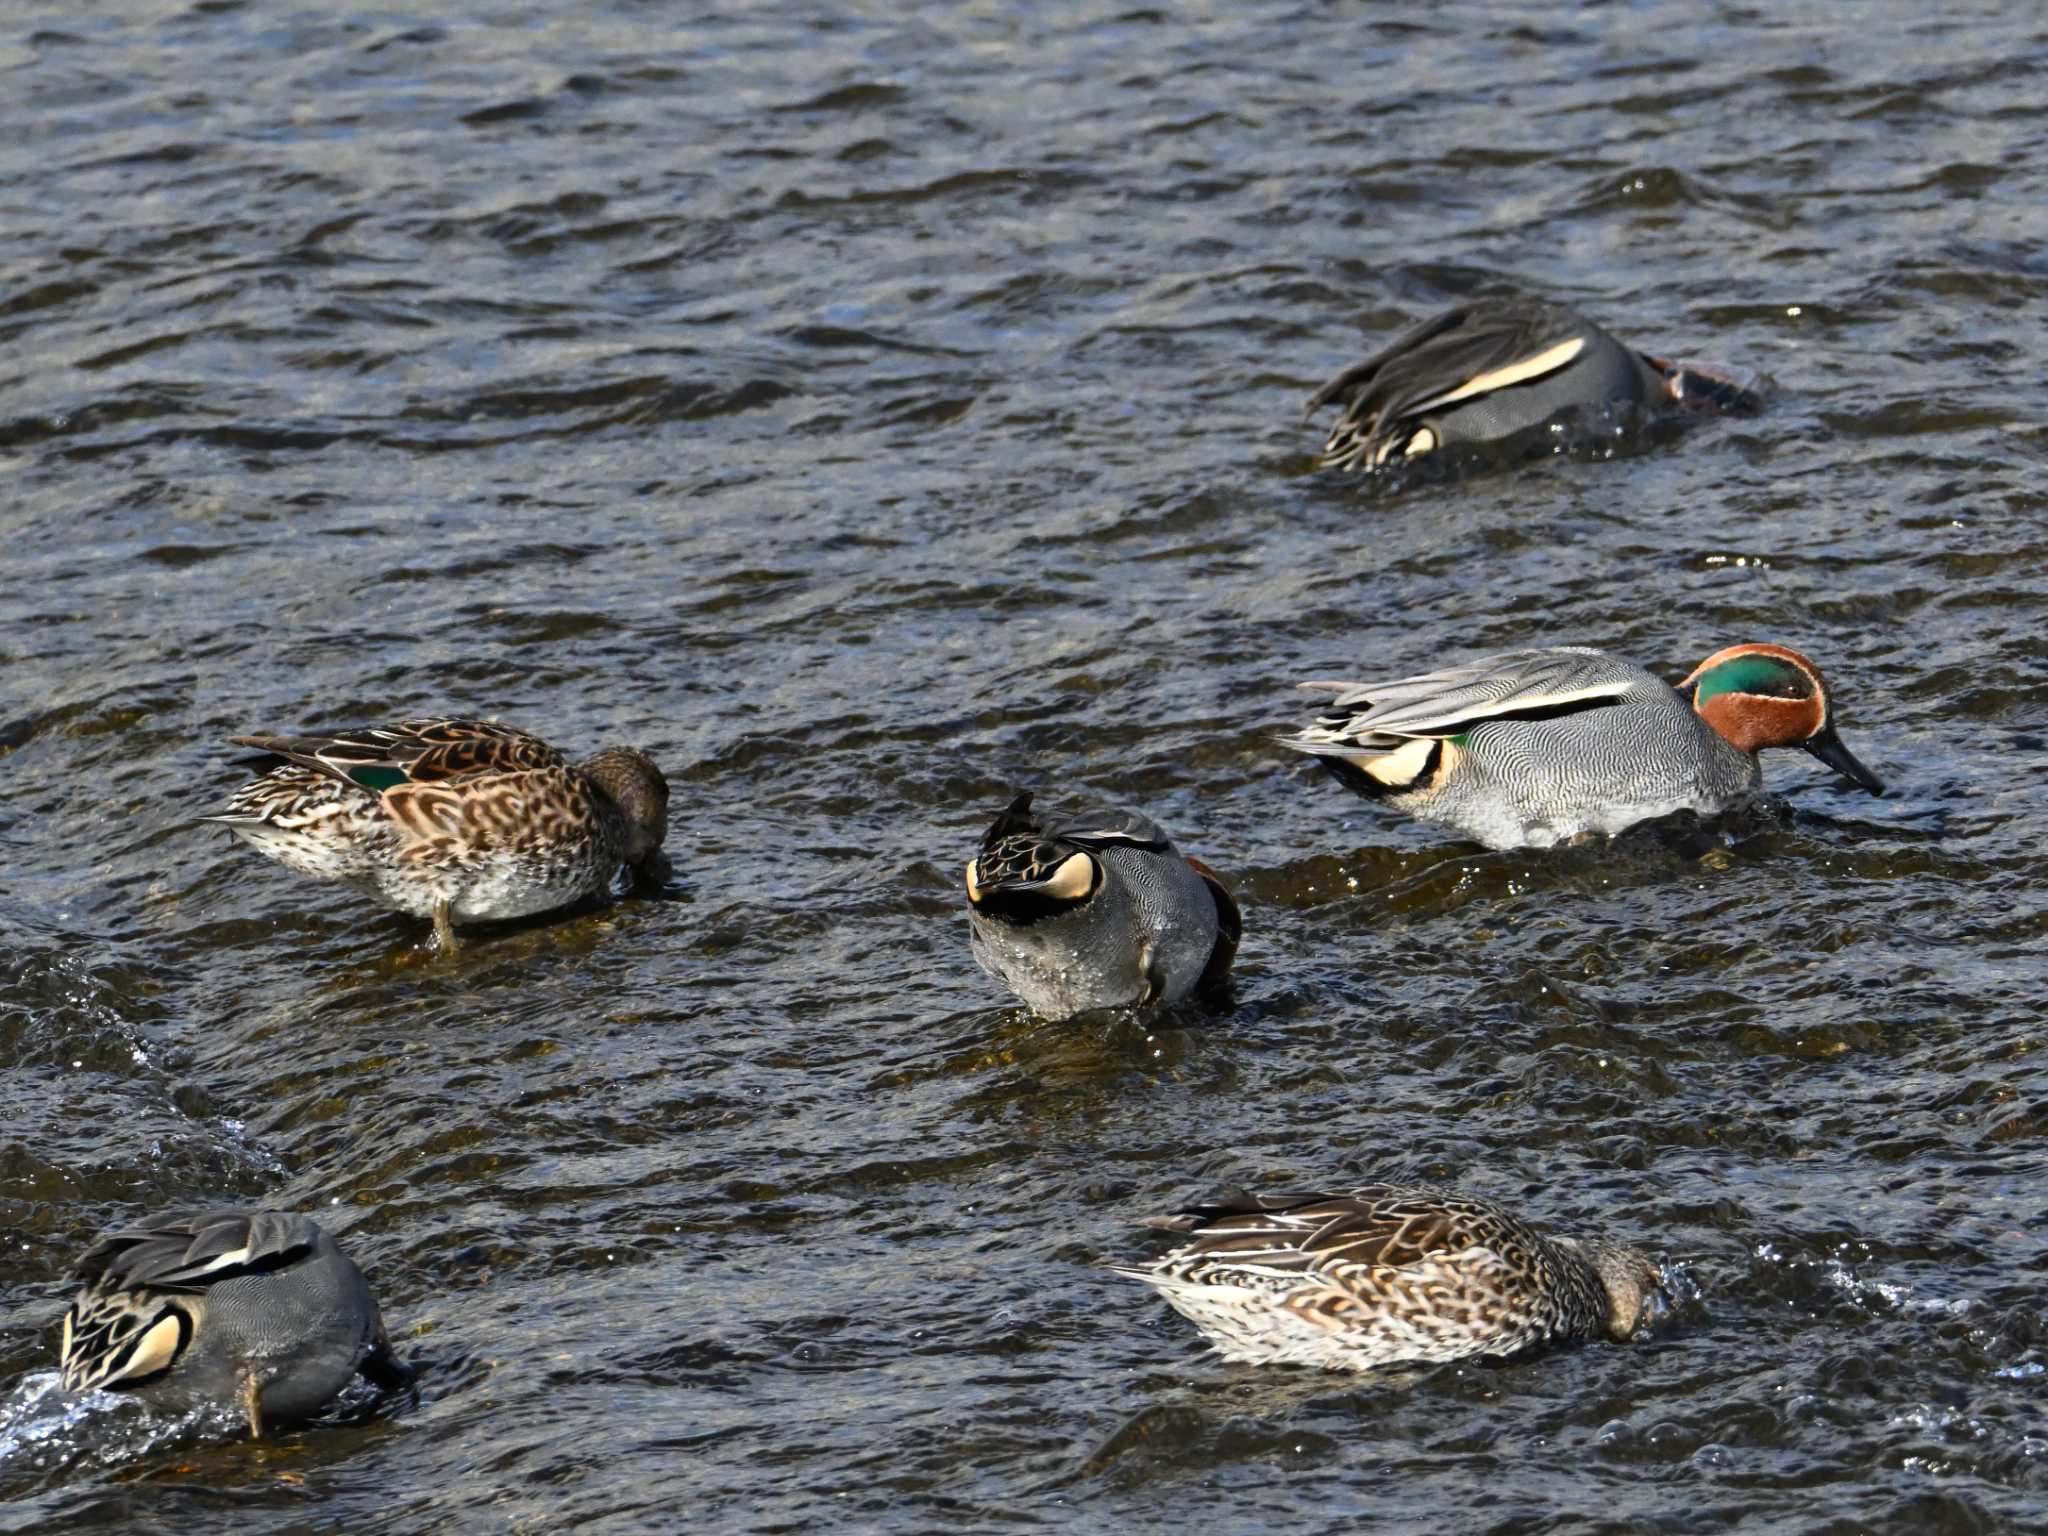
[58,1208,410,1438]
[1286,642,1884,850]
[1112,1182,1667,1372]
[1307,295,1759,474]
[204,717,670,950]
[963,792,1240,1022]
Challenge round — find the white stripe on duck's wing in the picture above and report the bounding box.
[77,1209,321,1294]
[1300,647,1649,739]
[1308,300,1605,460]
[1404,334,1588,415]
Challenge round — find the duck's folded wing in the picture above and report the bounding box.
[1138,1186,1494,1281]
[76,1209,321,1293]
[228,718,563,791]
[1295,647,1649,743]
[1307,301,1594,429]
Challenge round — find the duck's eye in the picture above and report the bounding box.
[1042,851,1096,900]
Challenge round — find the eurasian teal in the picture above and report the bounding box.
[965,792,1240,1022]
[1307,297,1758,472]
[1286,643,1883,849]
[61,1209,409,1437]
[204,718,670,949]
[1112,1184,1664,1371]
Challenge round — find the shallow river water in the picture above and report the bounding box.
[2,2,2046,1531]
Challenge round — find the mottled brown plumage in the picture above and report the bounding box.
[205,718,670,949]
[1114,1184,1665,1371]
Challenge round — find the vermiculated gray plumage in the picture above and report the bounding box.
[1286,646,1761,848]
[60,1208,407,1436]
[965,793,1239,1022]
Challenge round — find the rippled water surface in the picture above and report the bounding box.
[3,1,2046,1530]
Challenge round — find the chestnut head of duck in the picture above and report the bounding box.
[1680,643,1884,795]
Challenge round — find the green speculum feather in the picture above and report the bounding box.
[1692,654,1802,704]
[346,765,410,792]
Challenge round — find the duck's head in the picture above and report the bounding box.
[1679,643,1884,795]
[1584,1241,1668,1342]
[964,792,1103,927]
[582,746,672,868]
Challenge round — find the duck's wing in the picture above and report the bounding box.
[226,718,564,792]
[1308,300,1616,466]
[1291,646,1656,746]
[73,1208,320,1293]
[61,1210,322,1394]
[1127,1186,1512,1281]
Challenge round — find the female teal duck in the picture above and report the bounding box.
[1308,297,1758,472]
[60,1209,409,1437]
[1114,1185,1664,1371]
[205,717,670,948]
[1286,642,1883,849]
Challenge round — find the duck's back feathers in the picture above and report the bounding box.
[1133,1185,1543,1278]
[226,719,564,794]
[1117,1185,1641,1369]
[74,1209,320,1295]
[1309,299,1667,470]
[1294,646,1657,745]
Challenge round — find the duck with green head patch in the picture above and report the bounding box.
[964,792,1240,1022]
[1286,642,1883,849]
[205,718,670,949]
[1307,296,1759,474]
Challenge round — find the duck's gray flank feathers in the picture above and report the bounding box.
[61,1211,320,1394]
[1285,644,1778,848]
[59,1207,405,1436]
[965,791,1238,1021]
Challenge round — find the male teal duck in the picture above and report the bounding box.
[60,1209,409,1437]
[1285,642,1883,849]
[965,792,1240,1022]
[204,717,670,949]
[1307,297,1758,472]
[1113,1185,1664,1371]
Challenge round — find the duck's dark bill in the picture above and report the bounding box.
[1805,724,1885,796]
[1664,359,1764,416]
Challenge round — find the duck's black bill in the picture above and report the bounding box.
[1666,359,1765,417]
[1806,724,1885,796]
